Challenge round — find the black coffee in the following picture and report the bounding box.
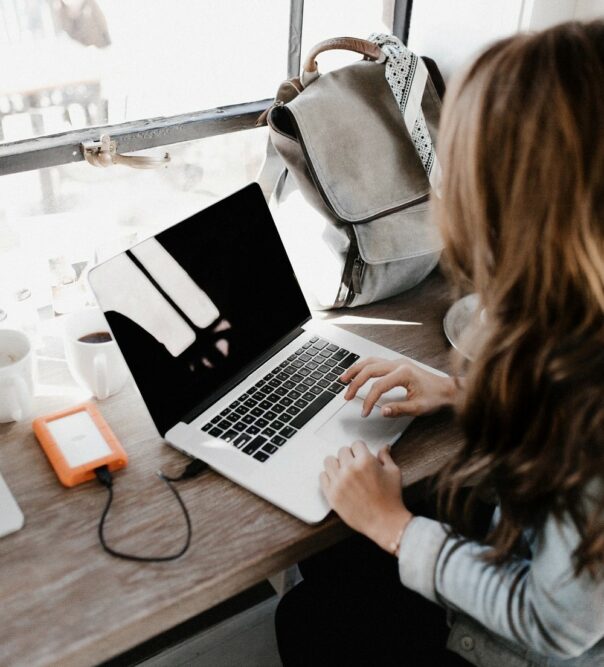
[78,331,112,344]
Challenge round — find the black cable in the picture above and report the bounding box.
[94,459,208,562]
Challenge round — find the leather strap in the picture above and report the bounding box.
[302,37,385,74]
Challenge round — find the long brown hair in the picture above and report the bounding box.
[435,21,604,575]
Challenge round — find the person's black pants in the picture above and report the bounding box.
[275,483,492,666]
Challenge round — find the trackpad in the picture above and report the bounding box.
[315,399,412,450]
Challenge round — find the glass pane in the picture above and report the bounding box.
[300,0,393,74]
[0,0,288,143]
[0,127,269,322]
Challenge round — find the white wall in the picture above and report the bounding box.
[408,0,603,81]
[574,0,604,18]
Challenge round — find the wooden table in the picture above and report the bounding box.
[0,270,463,667]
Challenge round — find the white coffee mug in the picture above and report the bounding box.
[63,308,129,400]
[0,329,34,423]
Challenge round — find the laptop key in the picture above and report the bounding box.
[223,429,238,442]
[289,389,302,399]
[275,387,287,396]
[229,400,240,409]
[273,404,285,414]
[280,396,293,406]
[211,415,221,424]
[277,372,289,382]
[294,399,308,409]
[307,361,319,370]
[302,392,315,402]
[272,419,286,430]
[243,398,258,408]
[272,435,286,446]
[309,385,322,395]
[312,340,327,350]
[283,380,296,390]
[286,406,300,416]
[253,451,270,462]
[318,364,331,373]
[291,360,303,368]
[306,347,320,356]
[302,377,314,387]
[234,433,251,448]
[290,392,336,430]
[262,443,278,455]
[243,415,255,425]
[280,426,297,439]
[251,407,263,418]
[266,393,280,404]
[302,341,312,349]
[291,373,303,383]
[331,349,348,362]
[217,419,233,430]
[310,336,319,343]
[310,371,322,380]
[259,400,272,410]
[325,358,338,368]
[233,422,246,432]
[338,353,360,369]
[264,427,277,438]
[327,343,339,352]
[201,423,212,432]
[235,405,248,416]
[265,410,277,421]
[243,436,266,455]
[269,379,281,388]
[280,413,293,423]
[326,372,339,382]
[328,382,346,394]
[209,427,223,437]
[256,418,269,428]
[317,379,330,389]
[247,425,261,435]
[299,353,311,362]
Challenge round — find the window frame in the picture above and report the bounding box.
[0,0,413,177]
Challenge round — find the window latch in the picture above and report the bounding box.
[81,134,170,169]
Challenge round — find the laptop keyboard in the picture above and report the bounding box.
[200,336,359,463]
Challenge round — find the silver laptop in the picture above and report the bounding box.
[88,183,442,523]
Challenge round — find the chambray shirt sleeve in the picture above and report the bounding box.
[397,507,604,659]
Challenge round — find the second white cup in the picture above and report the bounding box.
[63,308,129,400]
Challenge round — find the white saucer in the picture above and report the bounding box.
[443,293,480,360]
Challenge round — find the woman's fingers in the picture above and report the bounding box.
[361,366,415,417]
[340,357,381,384]
[381,400,424,417]
[351,440,370,460]
[323,455,339,476]
[343,361,395,401]
[377,445,398,471]
[337,446,354,466]
[319,471,330,494]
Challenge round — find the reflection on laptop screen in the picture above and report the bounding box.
[89,183,310,436]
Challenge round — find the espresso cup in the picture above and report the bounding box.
[63,308,129,400]
[0,329,34,423]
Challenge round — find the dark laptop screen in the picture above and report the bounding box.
[89,183,310,436]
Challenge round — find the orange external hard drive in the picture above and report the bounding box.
[33,402,128,487]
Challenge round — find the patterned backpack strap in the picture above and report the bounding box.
[368,33,442,196]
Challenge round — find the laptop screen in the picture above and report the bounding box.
[89,183,311,436]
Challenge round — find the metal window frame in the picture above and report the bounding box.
[0,0,412,177]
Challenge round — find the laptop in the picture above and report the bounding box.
[88,183,443,523]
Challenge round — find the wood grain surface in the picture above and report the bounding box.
[0,270,463,667]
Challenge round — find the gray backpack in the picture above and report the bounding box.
[258,37,444,310]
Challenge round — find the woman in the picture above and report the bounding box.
[276,20,604,667]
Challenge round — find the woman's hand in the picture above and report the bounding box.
[320,441,413,554]
[341,357,460,418]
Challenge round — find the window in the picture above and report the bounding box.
[0,0,412,321]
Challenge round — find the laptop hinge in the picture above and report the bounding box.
[179,316,311,428]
